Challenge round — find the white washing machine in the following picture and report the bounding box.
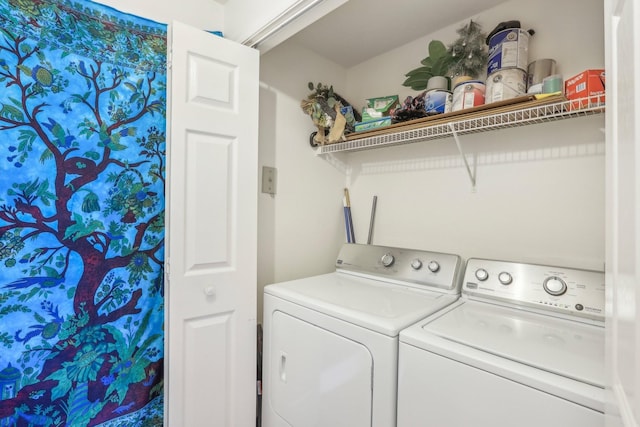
[262,243,463,427]
[397,258,605,427]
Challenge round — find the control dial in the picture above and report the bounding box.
[475,268,489,281]
[498,272,513,285]
[410,259,423,270]
[381,253,395,267]
[543,276,567,296]
[427,261,440,273]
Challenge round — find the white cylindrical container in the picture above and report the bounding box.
[451,80,485,112]
[424,90,452,114]
[485,68,528,104]
[426,76,449,92]
[487,28,530,75]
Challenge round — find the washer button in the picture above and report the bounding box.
[381,253,395,267]
[428,261,440,273]
[543,276,567,296]
[475,269,489,281]
[498,272,513,285]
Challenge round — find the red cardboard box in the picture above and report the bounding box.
[564,69,605,109]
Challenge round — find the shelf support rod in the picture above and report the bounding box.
[448,123,476,188]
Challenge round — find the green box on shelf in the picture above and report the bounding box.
[354,117,392,132]
[365,95,399,115]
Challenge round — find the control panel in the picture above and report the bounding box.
[335,243,462,293]
[463,258,605,322]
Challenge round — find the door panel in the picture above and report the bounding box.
[269,311,373,427]
[187,54,237,107]
[167,21,259,427]
[606,0,640,425]
[184,131,234,270]
[183,312,234,426]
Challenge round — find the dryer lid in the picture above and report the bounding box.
[419,301,604,388]
[264,272,458,337]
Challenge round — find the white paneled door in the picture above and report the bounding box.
[605,0,640,426]
[166,21,259,426]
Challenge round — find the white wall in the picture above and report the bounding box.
[345,119,605,270]
[258,42,348,319]
[96,0,223,30]
[258,0,605,313]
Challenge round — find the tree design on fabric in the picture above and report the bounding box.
[0,1,166,425]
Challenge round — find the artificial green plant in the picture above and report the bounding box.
[402,40,454,91]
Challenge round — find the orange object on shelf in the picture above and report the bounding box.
[565,69,605,108]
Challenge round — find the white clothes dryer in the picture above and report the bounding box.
[397,258,605,427]
[262,243,463,427]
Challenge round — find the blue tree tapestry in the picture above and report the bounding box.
[0,0,166,425]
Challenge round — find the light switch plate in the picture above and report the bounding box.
[262,166,277,195]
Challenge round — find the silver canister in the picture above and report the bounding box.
[527,59,557,94]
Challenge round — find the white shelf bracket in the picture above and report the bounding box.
[448,123,477,189]
[315,149,350,174]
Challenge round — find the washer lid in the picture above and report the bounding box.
[264,272,457,337]
[419,301,604,388]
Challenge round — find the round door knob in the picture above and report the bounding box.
[204,287,216,297]
[427,261,440,273]
[381,253,395,267]
[411,259,423,270]
[543,276,567,296]
[475,268,489,281]
[498,272,513,285]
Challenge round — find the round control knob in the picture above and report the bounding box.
[475,268,489,281]
[427,261,440,273]
[410,259,423,270]
[498,272,513,285]
[381,253,395,267]
[543,276,567,296]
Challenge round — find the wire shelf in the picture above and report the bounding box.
[315,96,605,155]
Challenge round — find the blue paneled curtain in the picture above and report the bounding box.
[0,0,166,425]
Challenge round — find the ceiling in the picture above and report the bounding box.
[288,0,509,68]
